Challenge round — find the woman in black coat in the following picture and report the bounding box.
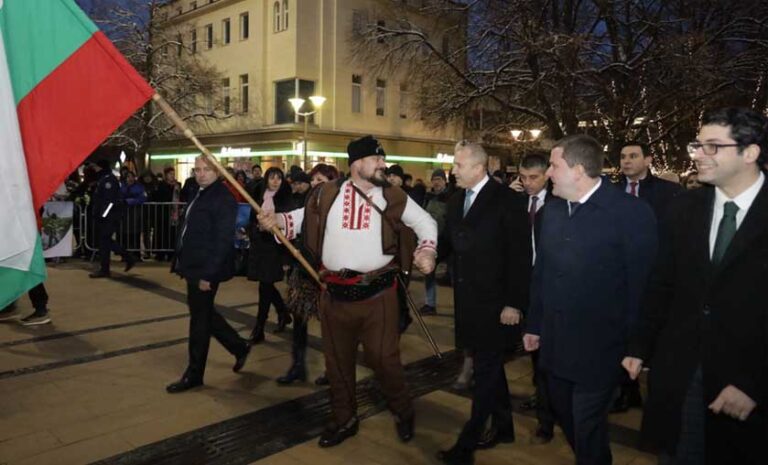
[247,167,293,343]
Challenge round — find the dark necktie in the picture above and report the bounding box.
[629,181,638,197]
[529,196,539,226]
[569,201,580,217]
[712,201,739,265]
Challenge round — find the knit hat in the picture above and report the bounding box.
[347,135,386,165]
[386,164,405,181]
[431,169,447,180]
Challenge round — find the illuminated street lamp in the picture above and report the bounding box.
[289,95,327,168]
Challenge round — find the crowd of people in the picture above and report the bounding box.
[2,106,765,465]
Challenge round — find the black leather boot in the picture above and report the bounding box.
[277,321,307,384]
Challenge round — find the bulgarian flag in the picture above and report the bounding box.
[0,0,154,308]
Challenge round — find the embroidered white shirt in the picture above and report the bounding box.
[280,180,437,272]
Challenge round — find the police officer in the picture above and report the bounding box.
[89,159,135,278]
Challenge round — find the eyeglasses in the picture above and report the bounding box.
[687,142,741,156]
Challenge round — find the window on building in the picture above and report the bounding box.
[191,29,197,54]
[441,35,450,56]
[176,6,183,16]
[222,78,231,115]
[273,2,281,32]
[283,0,289,30]
[240,12,249,40]
[205,24,213,49]
[399,83,408,119]
[222,18,231,45]
[240,74,249,113]
[351,74,362,113]
[176,33,183,57]
[274,78,316,124]
[189,1,197,10]
[376,79,386,116]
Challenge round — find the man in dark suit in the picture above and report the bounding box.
[166,156,251,393]
[612,141,682,412]
[617,141,682,219]
[524,135,658,465]
[510,151,557,444]
[624,107,768,465]
[437,140,531,465]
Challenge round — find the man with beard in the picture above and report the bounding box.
[258,135,437,448]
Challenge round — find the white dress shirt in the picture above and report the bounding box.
[464,175,490,212]
[568,178,602,215]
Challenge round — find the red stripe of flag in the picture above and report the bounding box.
[17,32,154,209]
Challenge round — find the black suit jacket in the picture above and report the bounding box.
[528,179,658,388]
[628,181,768,455]
[617,174,681,222]
[441,179,531,351]
[173,179,237,283]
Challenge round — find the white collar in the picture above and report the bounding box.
[714,171,764,213]
[467,174,490,195]
[576,177,602,204]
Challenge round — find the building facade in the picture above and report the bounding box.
[152,0,463,181]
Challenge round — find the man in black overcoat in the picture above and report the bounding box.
[625,107,768,465]
[437,140,531,465]
[166,156,250,393]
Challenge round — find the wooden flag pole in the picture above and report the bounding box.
[152,93,324,289]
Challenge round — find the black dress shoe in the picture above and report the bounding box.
[318,418,359,448]
[530,425,554,445]
[166,377,203,393]
[89,270,111,279]
[475,426,515,450]
[395,413,415,442]
[315,374,330,386]
[232,344,251,373]
[436,446,474,465]
[124,256,136,272]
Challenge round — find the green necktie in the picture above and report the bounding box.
[712,201,739,265]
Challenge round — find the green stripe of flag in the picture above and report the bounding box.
[0,236,46,310]
[0,0,96,104]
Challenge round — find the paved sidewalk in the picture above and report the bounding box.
[0,259,655,465]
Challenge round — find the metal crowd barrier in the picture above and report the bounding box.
[79,202,188,255]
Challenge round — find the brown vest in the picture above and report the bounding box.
[302,179,417,273]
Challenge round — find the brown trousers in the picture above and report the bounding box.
[320,285,412,425]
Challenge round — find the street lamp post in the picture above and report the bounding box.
[509,128,543,166]
[289,95,326,169]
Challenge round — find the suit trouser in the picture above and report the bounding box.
[531,350,555,433]
[320,286,412,425]
[547,374,617,465]
[97,218,128,272]
[185,279,247,381]
[456,350,514,450]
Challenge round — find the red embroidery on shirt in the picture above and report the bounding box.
[341,183,372,231]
